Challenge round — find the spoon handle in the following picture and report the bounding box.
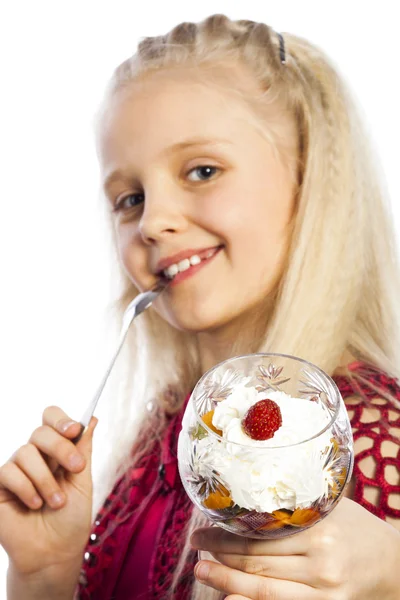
[71,281,167,444]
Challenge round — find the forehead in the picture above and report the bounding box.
[98,65,267,165]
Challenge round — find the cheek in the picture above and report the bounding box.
[115,223,148,286]
[206,182,293,306]
[239,202,292,287]
[197,178,293,266]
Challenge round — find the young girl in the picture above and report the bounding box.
[2,13,400,600]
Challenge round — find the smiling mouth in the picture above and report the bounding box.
[157,245,223,283]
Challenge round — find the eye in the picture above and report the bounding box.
[187,165,219,182]
[112,165,219,213]
[112,193,144,213]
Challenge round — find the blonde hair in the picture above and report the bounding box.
[91,14,400,599]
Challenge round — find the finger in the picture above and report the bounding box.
[211,552,311,585]
[41,406,84,472]
[0,461,43,510]
[194,560,321,600]
[225,596,252,600]
[191,527,306,556]
[28,425,86,473]
[42,405,82,439]
[8,445,66,509]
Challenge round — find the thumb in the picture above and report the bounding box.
[75,416,98,456]
[69,417,98,484]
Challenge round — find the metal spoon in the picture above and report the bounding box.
[71,279,168,444]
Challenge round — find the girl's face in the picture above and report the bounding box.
[99,67,298,334]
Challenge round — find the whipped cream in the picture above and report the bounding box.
[195,384,334,513]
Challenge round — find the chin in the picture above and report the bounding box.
[162,306,240,335]
[167,316,222,334]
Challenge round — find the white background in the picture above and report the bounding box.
[0,1,398,596]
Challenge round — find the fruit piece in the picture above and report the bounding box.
[330,467,348,497]
[191,424,207,441]
[203,484,233,510]
[271,509,293,524]
[258,520,286,531]
[258,510,292,531]
[201,410,223,436]
[242,399,282,440]
[257,507,320,531]
[289,508,320,527]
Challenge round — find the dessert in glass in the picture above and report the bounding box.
[177,353,354,539]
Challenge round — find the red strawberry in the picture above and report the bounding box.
[242,399,282,440]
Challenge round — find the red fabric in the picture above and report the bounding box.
[76,395,195,599]
[76,363,400,599]
[334,362,400,520]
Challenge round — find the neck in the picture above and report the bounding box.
[196,327,237,374]
[197,298,273,374]
[195,300,356,377]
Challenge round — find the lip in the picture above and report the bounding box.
[167,246,223,287]
[155,245,223,274]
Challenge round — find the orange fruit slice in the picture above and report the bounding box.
[201,410,223,436]
[203,484,233,510]
[258,507,320,530]
[258,519,286,530]
[288,508,320,527]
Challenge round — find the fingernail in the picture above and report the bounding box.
[195,562,209,581]
[51,492,65,507]
[59,420,77,433]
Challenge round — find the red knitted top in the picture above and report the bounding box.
[76,362,400,599]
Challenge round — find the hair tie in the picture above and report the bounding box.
[277,32,286,65]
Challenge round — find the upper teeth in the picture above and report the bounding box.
[163,254,202,278]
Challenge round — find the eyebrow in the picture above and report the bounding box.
[102,136,232,191]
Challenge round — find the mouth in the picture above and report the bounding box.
[156,245,224,287]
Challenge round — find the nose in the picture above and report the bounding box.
[138,189,188,244]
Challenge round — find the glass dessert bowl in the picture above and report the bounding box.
[177,353,354,539]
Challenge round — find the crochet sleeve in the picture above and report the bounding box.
[335,364,400,528]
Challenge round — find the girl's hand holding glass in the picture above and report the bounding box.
[190,497,400,599]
